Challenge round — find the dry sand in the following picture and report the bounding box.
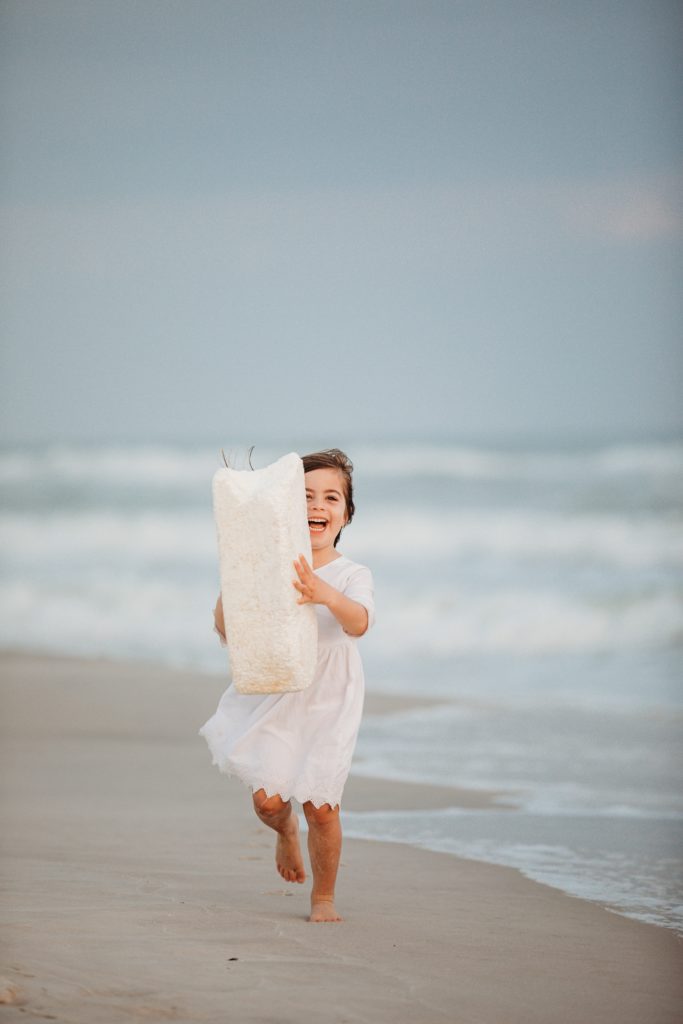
[1,650,681,1023]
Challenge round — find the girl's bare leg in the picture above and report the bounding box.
[252,789,306,883]
[302,801,343,922]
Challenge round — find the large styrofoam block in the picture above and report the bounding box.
[212,452,318,694]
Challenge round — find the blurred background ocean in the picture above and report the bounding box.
[1,434,681,934]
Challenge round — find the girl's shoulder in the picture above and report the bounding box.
[317,553,373,578]
[319,554,375,626]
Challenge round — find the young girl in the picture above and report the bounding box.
[198,448,375,923]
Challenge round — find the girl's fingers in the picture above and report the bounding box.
[296,554,312,575]
[292,579,312,598]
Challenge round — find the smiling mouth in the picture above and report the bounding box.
[308,519,327,532]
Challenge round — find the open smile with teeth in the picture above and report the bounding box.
[308,519,328,532]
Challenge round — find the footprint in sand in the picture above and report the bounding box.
[0,980,24,1005]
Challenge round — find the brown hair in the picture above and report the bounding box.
[301,448,355,548]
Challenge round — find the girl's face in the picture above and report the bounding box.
[305,468,348,551]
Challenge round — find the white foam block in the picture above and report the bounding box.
[212,452,318,694]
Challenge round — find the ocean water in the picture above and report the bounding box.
[1,436,682,933]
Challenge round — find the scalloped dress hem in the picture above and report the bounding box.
[198,721,344,809]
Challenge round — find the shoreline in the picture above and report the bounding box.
[1,649,682,1021]
[1,650,678,905]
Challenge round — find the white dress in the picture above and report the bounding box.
[198,554,375,809]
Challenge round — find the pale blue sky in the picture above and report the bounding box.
[1,0,681,445]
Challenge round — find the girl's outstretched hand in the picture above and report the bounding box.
[292,554,335,607]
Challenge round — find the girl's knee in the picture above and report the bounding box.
[303,801,339,826]
[252,789,289,817]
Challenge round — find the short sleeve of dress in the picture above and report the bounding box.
[342,565,376,632]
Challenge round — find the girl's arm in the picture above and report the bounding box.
[213,593,227,642]
[325,590,369,637]
[292,556,370,637]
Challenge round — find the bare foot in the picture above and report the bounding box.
[309,898,343,923]
[275,815,306,883]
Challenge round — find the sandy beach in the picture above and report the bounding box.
[1,650,681,1023]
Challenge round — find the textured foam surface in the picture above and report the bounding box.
[212,452,318,694]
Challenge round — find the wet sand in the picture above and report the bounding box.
[1,650,681,1022]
